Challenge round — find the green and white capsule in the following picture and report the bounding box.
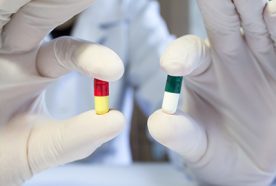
[162,75,183,114]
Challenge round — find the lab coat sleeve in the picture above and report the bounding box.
[126,0,175,116]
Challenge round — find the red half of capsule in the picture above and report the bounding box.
[94,78,109,96]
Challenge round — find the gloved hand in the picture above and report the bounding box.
[0,1,125,186]
[148,0,276,185]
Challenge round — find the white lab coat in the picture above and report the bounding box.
[45,0,173,164]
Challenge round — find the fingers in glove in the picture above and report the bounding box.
[2,0,95,51]
[27,110,125,174]
[0,0,31,37]
[196,0,243,55]
[264,0,276,48]
[0,114,33,185]
[160,35,212,81]
[233,0,273,53]
[36,37,124,81]
[148,109,207,162]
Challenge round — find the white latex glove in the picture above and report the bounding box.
[148,0,276,185]
[0,1,125,186]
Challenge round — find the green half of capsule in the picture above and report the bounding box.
[165,75,183,93]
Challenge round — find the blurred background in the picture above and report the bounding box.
[159,0,205,38]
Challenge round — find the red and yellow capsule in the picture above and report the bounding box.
[94,79,109,115]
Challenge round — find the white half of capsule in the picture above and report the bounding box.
[162,91,180,114]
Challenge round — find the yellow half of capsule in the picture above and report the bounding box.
[95,96,109,115]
